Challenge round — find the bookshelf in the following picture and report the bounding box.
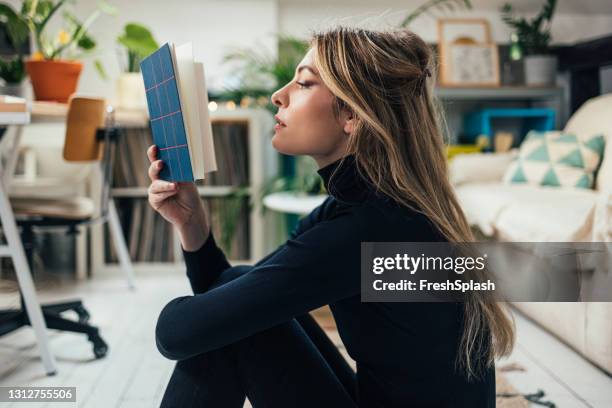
[91,107,278,275]
[432,86,566,144]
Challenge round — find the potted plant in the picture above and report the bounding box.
[501,0,558,86]
[115,22,159,109]
[11,0,115,102]
[0,4,30,96]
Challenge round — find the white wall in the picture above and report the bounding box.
[6,0,278,99]
[278,1,612,44]
[77,0,278,98]
[5,0,612,100]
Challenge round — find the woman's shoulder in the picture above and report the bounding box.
[357,197,447,242]
[293,194,446,243]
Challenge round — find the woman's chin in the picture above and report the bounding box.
[271,134,297,156]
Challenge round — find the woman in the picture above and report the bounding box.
[148,27,515,407]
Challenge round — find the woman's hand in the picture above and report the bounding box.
[147,145,210,251]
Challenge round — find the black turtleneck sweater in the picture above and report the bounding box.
[155,154,495,407]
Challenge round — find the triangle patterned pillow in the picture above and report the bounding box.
[503,130,606,189]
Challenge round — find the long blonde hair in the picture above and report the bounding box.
[311,26,514,379]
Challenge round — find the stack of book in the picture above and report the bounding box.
[105,196,250,263]
[0,95,30,124]
[108,121,252,263]
[112,122,250,188]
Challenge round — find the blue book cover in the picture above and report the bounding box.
[140,43,195,182]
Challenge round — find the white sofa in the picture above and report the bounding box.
[450,93,612,374]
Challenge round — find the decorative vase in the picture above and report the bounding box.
[524,54,558,86]
[115,72,146,109]
[25,59,83,103]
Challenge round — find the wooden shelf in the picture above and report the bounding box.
[435,86,563,100]
[111,186,251,198]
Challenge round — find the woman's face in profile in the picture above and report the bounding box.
[271,48,352,164]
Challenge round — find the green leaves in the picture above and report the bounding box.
[221,35,309,112]
[117,23,159,72]
[15,0,114,62]
[0,55,26,83]
[94,58,106,80]
[0,4,29,50]
[0,0,120,82]
[0,3,29,84]
[400,0,473,27]
[22,0,68,37]
[500,0,557,55]
[77,32,95,50]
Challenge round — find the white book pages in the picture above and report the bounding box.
[194,61,217,174]
[172,42,206,179]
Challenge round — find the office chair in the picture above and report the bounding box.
[0,97,129,359]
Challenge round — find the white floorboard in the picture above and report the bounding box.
[1,271,610,407]
[500,307,612,408]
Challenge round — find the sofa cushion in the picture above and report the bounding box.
[455,183,598,241]
[449,150,518,186]
[503,130,606,189]
[563,93,612,191]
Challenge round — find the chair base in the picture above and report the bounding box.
[0,215,110,361]
[0,294,108,360]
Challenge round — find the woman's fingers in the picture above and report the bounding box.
[147,145,158,163]
[149,190,178,208]
[148,180,178,208]
[148,160,165,181]
[149,179,177,194]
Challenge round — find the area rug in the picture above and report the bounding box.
[496,370,530,407]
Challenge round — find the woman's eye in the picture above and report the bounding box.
[296,81,312,89]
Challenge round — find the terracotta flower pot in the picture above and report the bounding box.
[25,59,83,103]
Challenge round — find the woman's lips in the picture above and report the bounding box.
[274,115,287,128]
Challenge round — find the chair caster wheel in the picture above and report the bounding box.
[89,335,108,359]
[74,305,90,324]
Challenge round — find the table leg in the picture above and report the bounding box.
[0,124,57,375]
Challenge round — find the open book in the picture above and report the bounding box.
[140,42,217,182]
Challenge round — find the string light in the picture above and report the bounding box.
[208,101,218,111]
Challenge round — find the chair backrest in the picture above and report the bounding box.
[563,93,612,192]
[63,96,106,162]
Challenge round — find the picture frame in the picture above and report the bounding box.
[438,18,500,87]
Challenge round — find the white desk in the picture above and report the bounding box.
[0,102,141,376]
[0,109,57,375]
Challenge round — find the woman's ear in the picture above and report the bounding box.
[341,109,355,135]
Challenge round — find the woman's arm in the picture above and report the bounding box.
[155,205,366,361]
[181,195,334,295]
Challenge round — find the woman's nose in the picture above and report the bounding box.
[271,87,285,108]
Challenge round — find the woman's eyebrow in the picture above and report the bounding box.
[296,65,318,75]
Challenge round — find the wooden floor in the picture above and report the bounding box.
[0,270,611,407]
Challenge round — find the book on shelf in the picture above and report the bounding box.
[0,95,27,112]
[203,123,249,186]
[0,95,30,123]
[108,120,253,263]
[140,42,217,182]
[105,197,250,263]
[113,123,250,188]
